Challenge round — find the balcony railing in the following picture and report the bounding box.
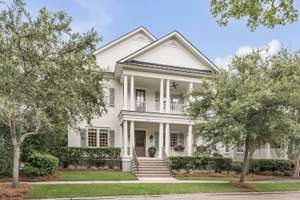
[135,101,184,114]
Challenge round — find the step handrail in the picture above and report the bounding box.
[132,148,139,173]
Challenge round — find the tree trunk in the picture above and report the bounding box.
[239,135,251,183]
[293,159,300,177]
[12,144,21,188]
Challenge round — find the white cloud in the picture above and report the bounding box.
[214,39,282,69]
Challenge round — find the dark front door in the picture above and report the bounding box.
[136,89,146,112]
[135,130,146,157]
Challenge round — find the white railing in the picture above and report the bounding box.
[135,101,184,114]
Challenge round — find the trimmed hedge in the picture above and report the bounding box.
[22,151,59,178]
[250,159,294,176]
[58,147,122,169]
[169,156,232,173]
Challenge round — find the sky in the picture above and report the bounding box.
[10,0,300,67]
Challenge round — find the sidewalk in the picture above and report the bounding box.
[23,177,300,185]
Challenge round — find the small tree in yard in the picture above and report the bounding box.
[0,0,106,188]
[188,50,300,183]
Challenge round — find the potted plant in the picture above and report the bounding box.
[148,147,156,157]
[174,143,185,152]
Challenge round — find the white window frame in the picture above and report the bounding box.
[236,145,244,153]
[86,127,110,148]
[170,132,185,148]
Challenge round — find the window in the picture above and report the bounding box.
[87,128,110,147]
[224,145,230,153]
[99,129,108,147]
[88,129,97,147]
[236,145,244,153]
[170,133,184,147]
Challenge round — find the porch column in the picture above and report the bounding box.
[123,75,128,110]
[129,121,135,157]
[189,82,194,96]
[158,123,164,158]
[187,124,193,156]
[160,78,164,112]
[266,143,271,159]
[123,120,128,157]
[165,123,170,156]
[130,75,135,111]
[166,79,170,113]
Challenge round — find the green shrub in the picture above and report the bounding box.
[58,147,121,169]
[148,147,156,158]
[22,151,59,178]
[169,156,232,173]
[230,162,242,173]
[249,159,294,176]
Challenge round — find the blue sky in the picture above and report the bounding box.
[21,0,300,66]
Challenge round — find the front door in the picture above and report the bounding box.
[135,130,146,157]
[136,89,146,112]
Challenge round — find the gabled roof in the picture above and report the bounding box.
[94,26,156,55]
[119,31,219,72]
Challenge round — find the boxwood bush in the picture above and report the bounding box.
[169,156,232,173]
[22,151,59,178]
[249,159,294,176]
[58,147,122,169]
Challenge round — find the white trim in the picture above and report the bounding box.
[94,27,156,55]
[119,31,219,72]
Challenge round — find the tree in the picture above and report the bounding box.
[210,0,298,31]
[188,50,299,183]
[0,0,106,188]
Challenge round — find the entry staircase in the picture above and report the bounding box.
[132,151,172,178]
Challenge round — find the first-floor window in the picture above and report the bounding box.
[99,129,108,147]
[236,145,244,153]
[87,128,109,147]
[170,133,184,147]
[88,129,97,147]
[224,145,230,153]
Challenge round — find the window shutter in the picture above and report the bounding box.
[80,128,87,147]
[109,129,115,147]
[109,88,115,107]
[155,132,159,149]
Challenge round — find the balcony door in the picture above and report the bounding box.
[136,89,146,112]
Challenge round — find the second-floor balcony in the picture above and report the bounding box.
[135,101,185,114]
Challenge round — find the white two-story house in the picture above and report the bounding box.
[68,27,286,173]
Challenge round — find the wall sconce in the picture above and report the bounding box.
[149,134,154,143]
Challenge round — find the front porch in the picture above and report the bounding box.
[122,121,194,159]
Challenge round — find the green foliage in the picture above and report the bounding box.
[210,0,298,31]
[0,124,13,177]
[22,151,59,178]
[250,159,294,175]
[148,147,156,158]
[59,147,121,168]
[231,162,243,173]
[170,156,232,173]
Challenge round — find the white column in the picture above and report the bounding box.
[123,75,128,110]
[166,79,170,113]
[130,75,135,111]
[160,79,164,113]
[158,123,164,158]
[123,120,128,157]
[165,123,170,156]
[187,124,193,156]
[129,121,135,157]
[266,143,271,159]
[189,82,194,95]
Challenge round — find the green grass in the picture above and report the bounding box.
[58,171,137,181]
[253,183,300,192]
[26,183,248,199]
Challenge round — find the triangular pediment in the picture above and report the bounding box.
[120,32,218,72]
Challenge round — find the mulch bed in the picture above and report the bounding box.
[0,170,60,182]
[230,181,254,189]
[173,172,275,181]
[0,183,31,200]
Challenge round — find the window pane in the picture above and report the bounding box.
[99,129,108,147]
[88,129,97,147]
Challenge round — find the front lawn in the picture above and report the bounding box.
[26,183,300,199]
[58,171,137,181]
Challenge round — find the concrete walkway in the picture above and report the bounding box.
[24,177,300,185]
